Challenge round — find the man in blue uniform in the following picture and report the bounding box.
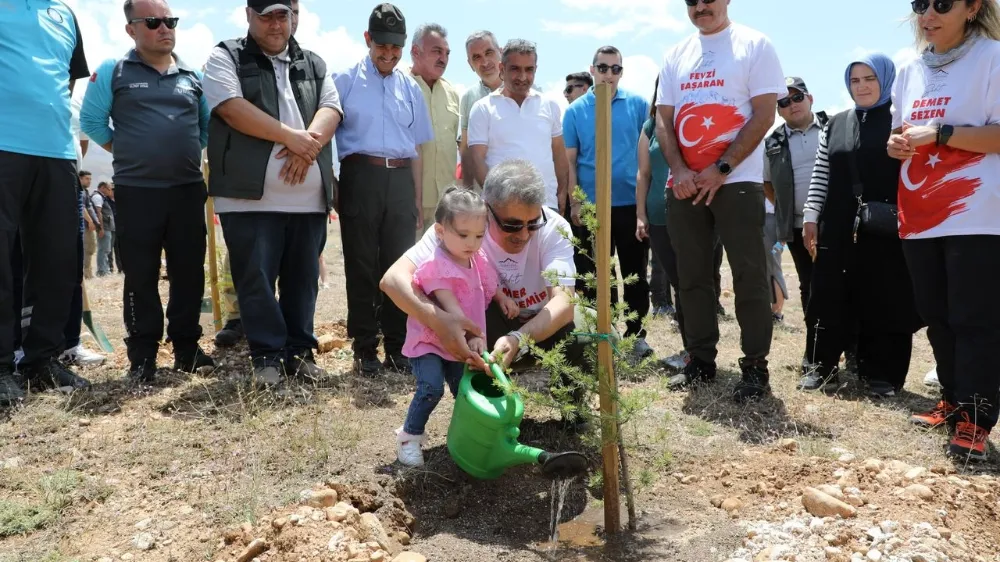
[335,3,433,376]
[82,0,214,383]
[0,0,93,404]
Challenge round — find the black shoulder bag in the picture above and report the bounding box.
[845,111,899,241]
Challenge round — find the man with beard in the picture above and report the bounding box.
[459,30,502,188]
[334,3,433,376]
[409,23,460,232]
[203,0,342,386]
[467,39,568,213]
[655,0,784,401]
[82,0,214,383]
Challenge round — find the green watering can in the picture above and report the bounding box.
[446,353,588,480]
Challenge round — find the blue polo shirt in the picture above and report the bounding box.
[0,0,89,160]
[333,56,433,160]
[563,87,649,207]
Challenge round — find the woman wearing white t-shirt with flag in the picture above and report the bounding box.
[888,0,1000,461]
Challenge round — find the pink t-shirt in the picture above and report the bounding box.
[402,247,499,361]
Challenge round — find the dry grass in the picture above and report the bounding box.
[0,226,996,562]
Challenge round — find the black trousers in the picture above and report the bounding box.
[221,212,326,364]
[0,151,78,370]
[787,228,818,362]
[575,205,649,338]
[339,158,417,355]
[904,235,1000,430]
[111,231,123,273]
[116,183,207,365]
[649,250,671,308]
[11,191,86,351]
[668,183,772,363]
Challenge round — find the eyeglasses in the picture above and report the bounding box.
[487,204,547,233]
[594,63,623,76]
[564,83,586,95]
[128,17,179,30]
[777,92,806,109]
[911,0,957,14]
[683,0,717,6]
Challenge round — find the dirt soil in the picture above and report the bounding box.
[1,226,998,562]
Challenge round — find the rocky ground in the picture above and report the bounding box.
[2,226,999,562]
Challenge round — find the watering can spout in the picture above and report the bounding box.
[446,353,588,480]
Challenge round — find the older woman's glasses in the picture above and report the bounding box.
[911,0,956,15]
[777,92,806,109]
[487,205,547,233]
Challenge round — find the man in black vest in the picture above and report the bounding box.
[763,77,828,383]
[203,0,342,386]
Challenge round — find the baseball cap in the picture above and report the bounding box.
[785,76,809,94]
[368,3,406,47]
[247,0,292,15]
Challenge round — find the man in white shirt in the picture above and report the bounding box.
[466,39,569,212]
[459,30,502,188]
[655,0,785,401]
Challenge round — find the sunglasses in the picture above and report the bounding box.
[911,0,957,14]
[129,16,179,30]
[595,63,623,75]
[684,0,717,6]
[777,92,806,109]
[564,83,586,95]
[487,204,547,233]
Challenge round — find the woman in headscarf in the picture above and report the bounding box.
[799,53,922,398]
[888,0,1000,461]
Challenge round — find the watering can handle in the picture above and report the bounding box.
[481,352,518,426]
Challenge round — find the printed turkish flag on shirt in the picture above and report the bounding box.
[898,144,984,238]
[670,102,746,184]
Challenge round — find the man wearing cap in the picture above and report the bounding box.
[459,30,502,188]
[409,23,460,232]
[82,0,214,383]
[467,39,568,213]
[203,0,342,386]
[334,3,433,376]
[763,76,829,386]
[0,0,93,404]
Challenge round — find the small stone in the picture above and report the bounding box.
[825,547,842,559]
[132,533,155,551]
[272,517,287,530]
[721,498,743,515]
[864,459,884,473]
[360,513,391,550]
[681,475,698,484]
[396,532,411,546]
[391,554,427,562]
[288,514,303,525]
[317,334,349,354]
[370,551,386,562]
[327,531,345,552]
[867,549,882,561]
[839,453,857,463]
[135,518,153,530]
[78,418,91,427]
[304,489,339,508]
[816,484,845,501]
[930,465,955,475]
[236,539,269,562]
[938,527,952,539]
[779,438,799,452]
[802,487,857,518]
[904,484,935,501]
[904,467,928,480]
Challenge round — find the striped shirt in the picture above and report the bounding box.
[802,124,830,224]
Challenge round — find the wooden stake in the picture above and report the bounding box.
[203,159,222,331]
[594,83,621,534]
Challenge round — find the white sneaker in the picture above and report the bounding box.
[664,350,690,370]
[395,427,427,467]
[60,345,106,367]
[923,366,940,388]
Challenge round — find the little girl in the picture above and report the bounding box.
[396,187,519,467]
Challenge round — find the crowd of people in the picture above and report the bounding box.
[1,0,998,464]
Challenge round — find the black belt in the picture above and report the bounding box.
[345,153,412,169]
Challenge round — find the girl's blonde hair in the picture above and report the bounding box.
[911,0,1000,49]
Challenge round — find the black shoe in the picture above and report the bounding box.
[383,353,412,374]
[128,361,157,384]
[22,359,91,391]
[0,367,25,405]
[173,348,215,373]
[733,358,771,402]
[868,379,897,399]
[286,351,328,382]
[772,312,784,324]
[214,319,244,348]
[250,363,283,387]
[666,357,717,390]
[353,348,382,376]
[797,369,839,391]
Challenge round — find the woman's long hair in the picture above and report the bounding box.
[911,0,1000,48]
[649,75,659,119]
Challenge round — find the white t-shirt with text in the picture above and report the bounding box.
[404,209,576,319]
[657,23,786,185]
[891,39,1000,238]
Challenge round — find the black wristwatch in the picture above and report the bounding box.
[936,124,954,146]
[715,159,733,176]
